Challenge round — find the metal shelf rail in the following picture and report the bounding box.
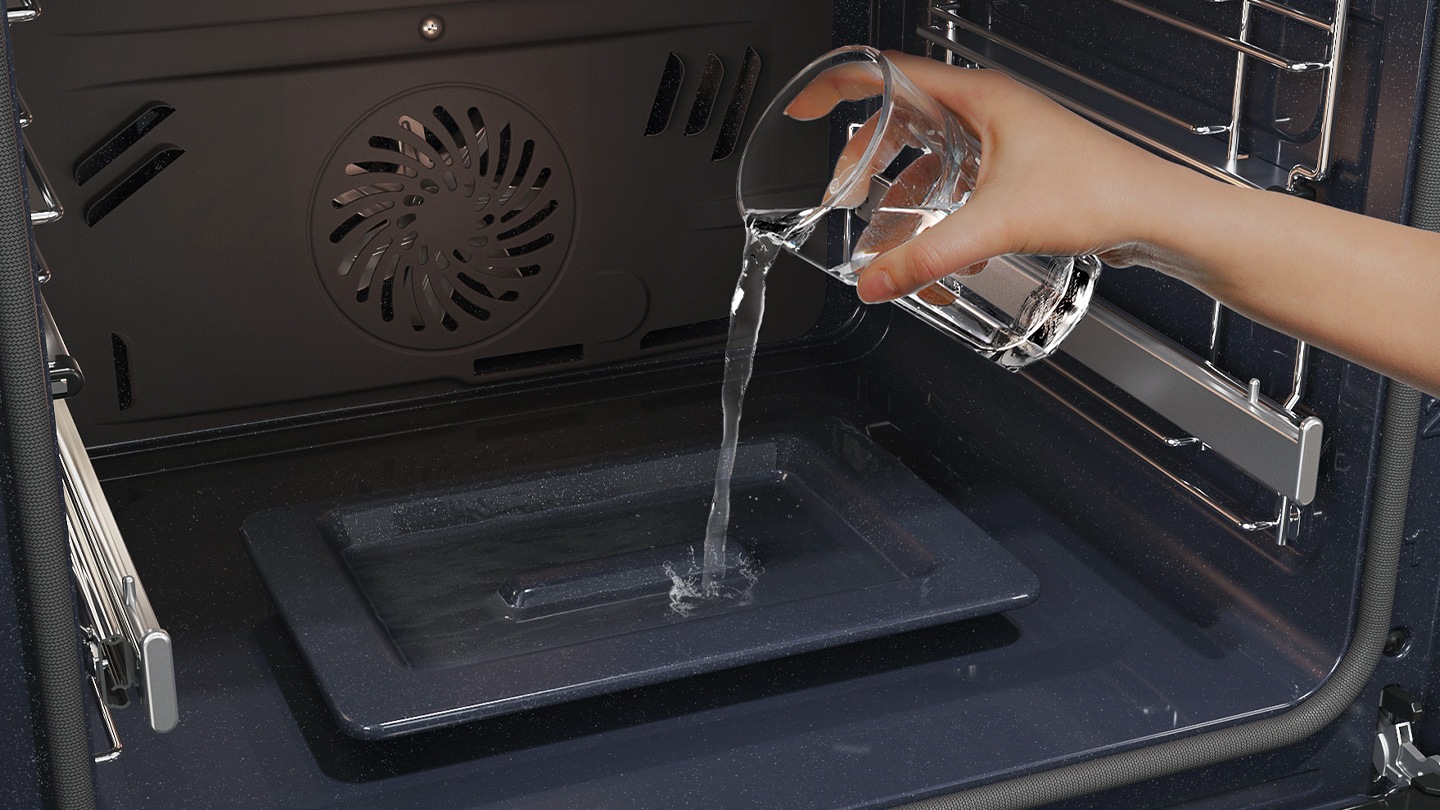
[10,0,176,763]
[917,0,1350,544]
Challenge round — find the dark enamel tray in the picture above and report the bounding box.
[242,422,1038,739]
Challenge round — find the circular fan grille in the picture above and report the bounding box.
[311,86,575,351]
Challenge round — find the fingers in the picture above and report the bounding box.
[828,114,888,208]
[787,64,894,209]
[851,154,943,258]
[786,53,1007,126]
[878,51,1008,128]
[856,193,1011,303]
[783,62,884,120]
[791,54,1012,213]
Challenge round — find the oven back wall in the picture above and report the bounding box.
[15,0,834,446]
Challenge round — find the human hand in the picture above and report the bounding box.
[789,52,1203,303]
[776,49,1440,396]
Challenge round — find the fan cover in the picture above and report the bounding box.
[311,85,575,351]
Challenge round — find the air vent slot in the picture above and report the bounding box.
[643,49,763,160]
[84,147,185,226]
[110,333,132,411]
[473,343,583,376]
[640,317,731,348]
[75,103,174,186]
[685,54,725,135]
[644,53,686,136]
[712,47,762,161]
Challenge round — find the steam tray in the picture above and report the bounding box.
[242,423,1038,739]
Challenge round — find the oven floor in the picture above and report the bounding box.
[87,362,1330,810]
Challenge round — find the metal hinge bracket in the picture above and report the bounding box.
[1375,685,1440,793]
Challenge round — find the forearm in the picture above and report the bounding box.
[852,56,1440,394]
[1133,166,1440,397]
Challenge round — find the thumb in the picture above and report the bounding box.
[855,197,1012,303]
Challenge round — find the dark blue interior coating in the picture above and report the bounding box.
[74,301,1381,807]
[241,425,1039,737]
[0,0,1436,807]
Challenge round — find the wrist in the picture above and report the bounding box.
[1121,159,1242,292]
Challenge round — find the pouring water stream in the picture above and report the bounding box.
[698,210,818,593]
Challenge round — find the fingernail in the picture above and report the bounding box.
[857,269,898,303]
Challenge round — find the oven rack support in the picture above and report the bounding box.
[1029,300,1317,545]
[39,236,176,758]
[920,0,1351,192]
[44,287,178,756]
[6,0,38,24]
[58,397,179,741]
[914,0,1340,544]
[9,2,168,751]
[15,51,61,226]
[24,134,61,224]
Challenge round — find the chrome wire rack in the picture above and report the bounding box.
[7,0,39,24]
[919,0,1350,191]
[916,0,1352,545]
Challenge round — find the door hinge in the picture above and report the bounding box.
[1374,685,1440,795]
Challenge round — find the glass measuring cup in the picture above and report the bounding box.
[737,45,1101,369]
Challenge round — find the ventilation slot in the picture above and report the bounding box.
[645,53,686,136]
[346,161,419,178]
[75,104,175,186]
[111,333,132,411]
[685,54,725,135]
[642,48,763,158]
[85,147,185,226]
[473,344,583,376]
[640,317,731,349]
[712,47,762,161]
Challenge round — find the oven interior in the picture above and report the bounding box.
[8,0,1440,807]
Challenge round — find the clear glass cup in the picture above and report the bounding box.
[737,45,1101,369]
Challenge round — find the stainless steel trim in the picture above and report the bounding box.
[1225,0,1253,168]
[87,665,124,764]
[1272,495,1299,546]
[1045,362,1205,449]
[924,0,1351,189]
[7,0,39,23]
[1284,340,1311,413]
[930,7,1229,136]
[23,133,62,224]
[1106,0,1325,72]
[34,242,50,283]
[57,399,179,733]
[40,295,67,366]
[18,93,31,128]
[921,26,1272,188]
[919,0,1335,540]
[1207,300,1227,363]
[1024,371,1284,532]
[40,294,81,397]
[139,632,177,732]
[1289,0,1351,186]
[1248,0,1332,29]
[1061,300,1322,505]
